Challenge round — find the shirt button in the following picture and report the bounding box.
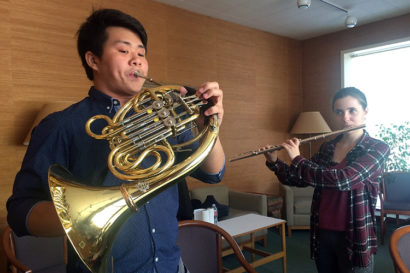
[155,257,159,262]
[106,106,110,110]
[152,228,156,233]
[113,100,119,105]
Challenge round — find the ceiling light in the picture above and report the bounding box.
[308,0,359,29]
[345,15,357,28]
[297,0,311,9]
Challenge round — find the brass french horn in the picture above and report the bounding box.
[48,83,219,273]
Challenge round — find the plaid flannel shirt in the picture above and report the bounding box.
[267,130,390,267]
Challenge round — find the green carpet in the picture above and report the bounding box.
[223,218,407,272]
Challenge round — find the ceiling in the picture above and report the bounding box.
[155,0,410,40]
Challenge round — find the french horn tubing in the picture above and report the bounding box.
[48,80,219,273]
[229,124,366,162]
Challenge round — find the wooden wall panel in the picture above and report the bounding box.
[0,0,301,268]
[216,30,302,194]
[0,0,12,146]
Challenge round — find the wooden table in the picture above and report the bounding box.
[218,213,286,273]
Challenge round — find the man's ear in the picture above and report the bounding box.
[85,51,99,71]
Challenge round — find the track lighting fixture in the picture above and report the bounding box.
[297,0,311,9]
[297,0,358,28]
[345,15,357,28]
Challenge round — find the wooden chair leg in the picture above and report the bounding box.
[287,226,292,237]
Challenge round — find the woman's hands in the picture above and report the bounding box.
[281,138,301,160]
[261,137,301,163]
[261,145,279,163]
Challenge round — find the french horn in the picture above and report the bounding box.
[48,83,219,273]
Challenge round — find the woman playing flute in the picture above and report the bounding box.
[261,87,390,273]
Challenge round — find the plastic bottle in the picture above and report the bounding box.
[212,203,218,224]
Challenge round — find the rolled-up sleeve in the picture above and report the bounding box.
[191,161,225,183]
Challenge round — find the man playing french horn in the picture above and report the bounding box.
[7,8,225,273]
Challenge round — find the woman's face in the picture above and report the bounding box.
[333,96,368,129]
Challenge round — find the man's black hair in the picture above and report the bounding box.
[77,9,148,80]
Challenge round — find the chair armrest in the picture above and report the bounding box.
[2,227,31,273]
[282,185,294,225]
[378,191,384,211]
[229,191,267,216]
[379,179,385,211]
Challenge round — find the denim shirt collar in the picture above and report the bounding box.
[88,86,121,114]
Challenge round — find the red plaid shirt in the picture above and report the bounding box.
[267,131,390,267]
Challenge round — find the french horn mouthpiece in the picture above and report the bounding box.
[134,71,150,81]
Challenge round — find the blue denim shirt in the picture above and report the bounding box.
[7,87,225,273]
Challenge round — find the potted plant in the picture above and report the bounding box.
[375,121,409,172]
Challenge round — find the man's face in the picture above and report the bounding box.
[91,26,148,103]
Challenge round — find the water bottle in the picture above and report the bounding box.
[212,203,218,224]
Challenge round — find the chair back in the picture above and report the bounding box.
[389,225,410,273]
[177,220,256,273]
[2,226,67,273]
[190,185,229,205]
[383,172,410,202]
[177,221,220,273]
[292,186,314,198]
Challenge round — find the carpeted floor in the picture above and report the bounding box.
[223,217,408,273]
